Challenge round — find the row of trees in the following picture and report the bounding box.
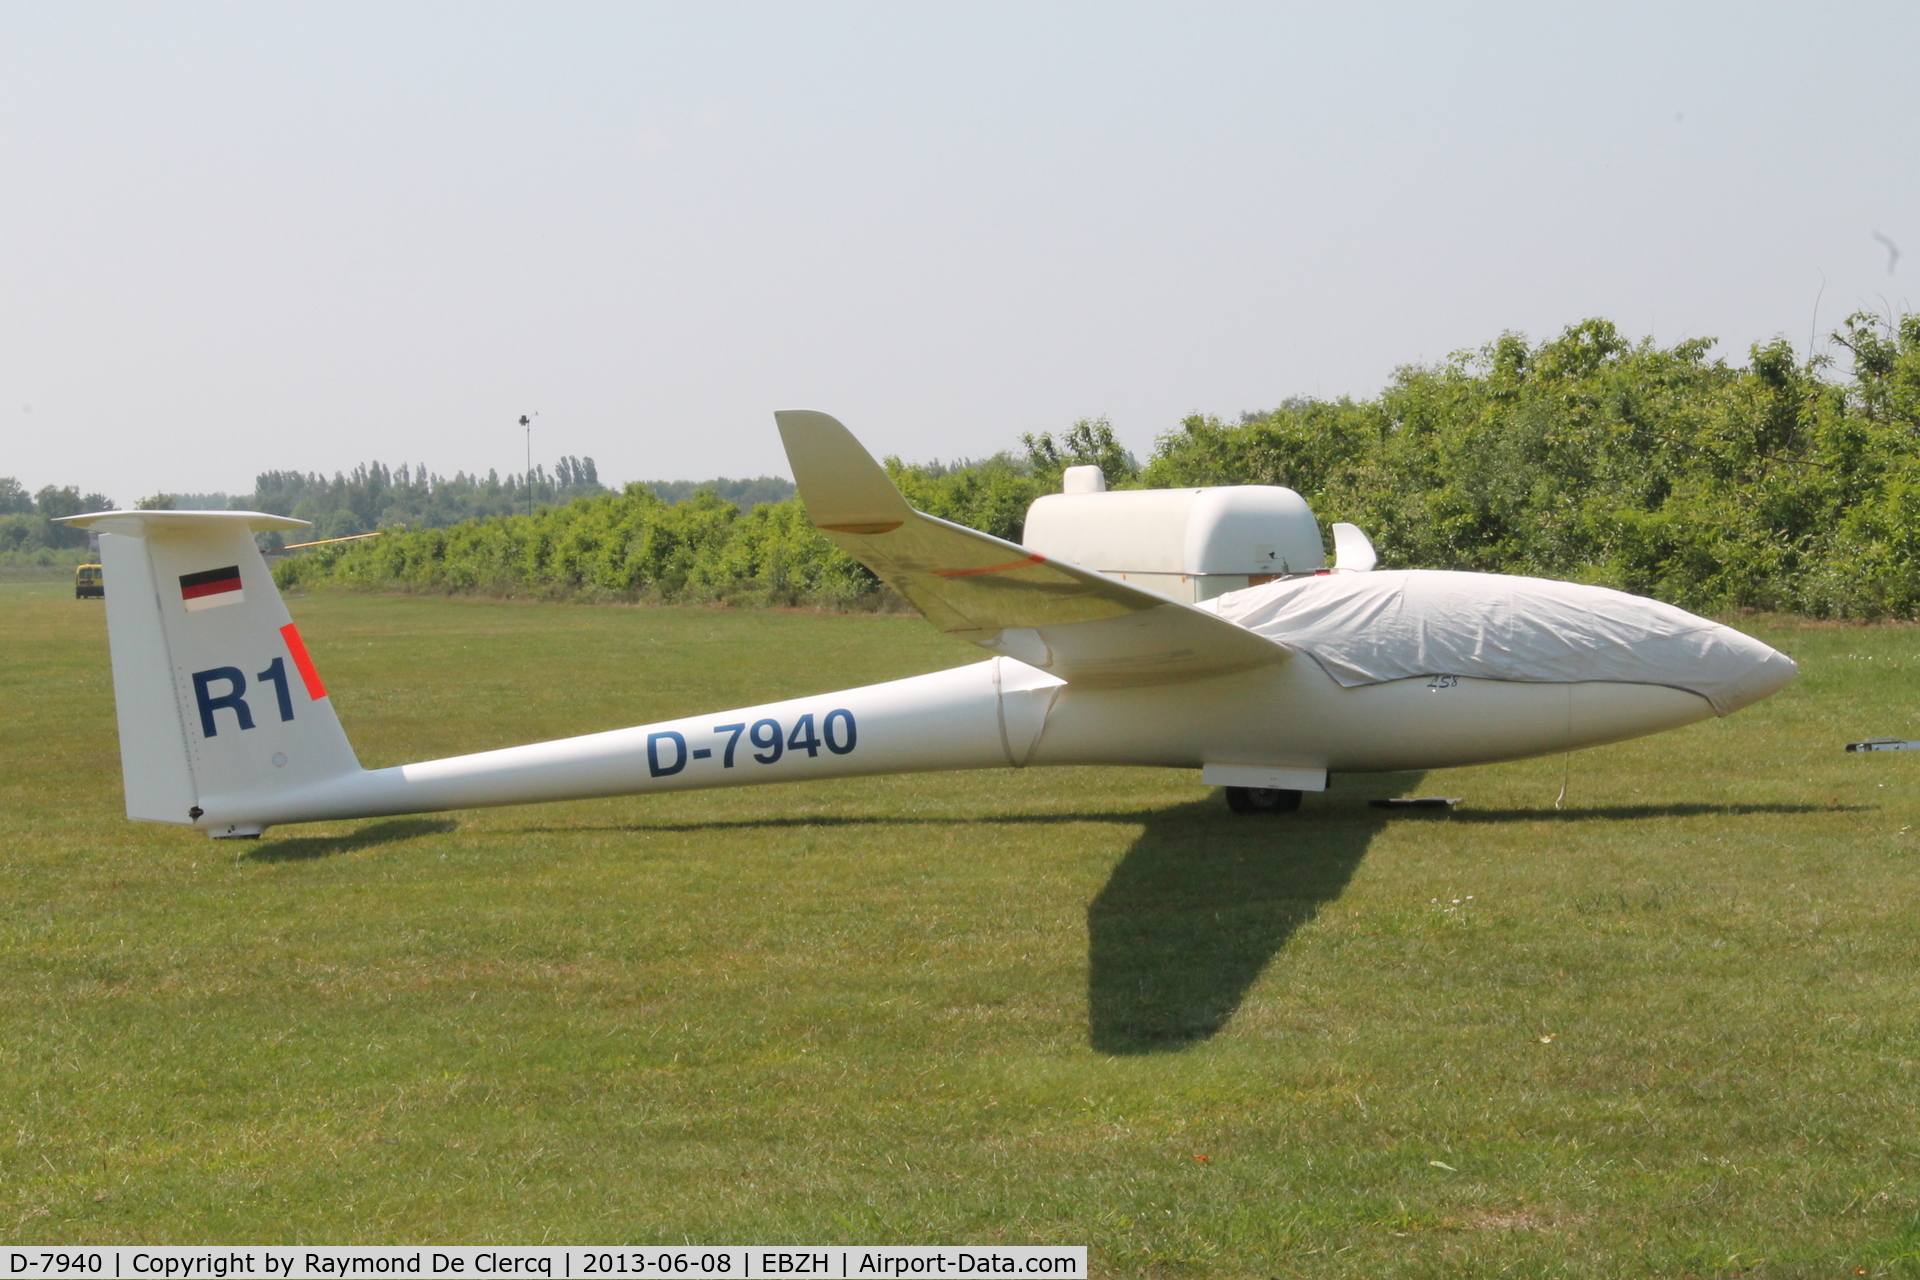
[278,311,1920,618]
[1,460,621,564]
[1,457,795,566]
[1140,313,1920,616]
[249,458,609,541]
[20,312,1920,608]
[269,419,1138,605]
[244,460,794,537]
[0,481,114,563]
[277,486,878,608]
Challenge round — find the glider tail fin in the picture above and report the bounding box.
[60,510,363,835]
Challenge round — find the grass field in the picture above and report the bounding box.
[4,582,1920,1275]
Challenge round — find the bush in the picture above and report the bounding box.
[281,314,1920,619]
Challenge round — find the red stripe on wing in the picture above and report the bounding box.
[930,554,1046,579]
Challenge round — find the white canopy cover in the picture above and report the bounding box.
[1203,569,1795,715]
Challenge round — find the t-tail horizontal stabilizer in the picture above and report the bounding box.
[58,510,363,836]
[773,409,1289,687]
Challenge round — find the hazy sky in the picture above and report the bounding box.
[3,2,1916,504]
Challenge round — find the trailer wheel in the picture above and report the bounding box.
[1225,786,1302,814]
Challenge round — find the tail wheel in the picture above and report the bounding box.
[1225,786,1302,814]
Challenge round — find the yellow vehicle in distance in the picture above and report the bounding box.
[75,564,104,599]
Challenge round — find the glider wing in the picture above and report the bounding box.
[776,410,1289,687]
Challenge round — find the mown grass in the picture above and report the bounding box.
[3,582,1919,1275]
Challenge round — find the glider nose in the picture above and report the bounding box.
[1705,624,1797,714]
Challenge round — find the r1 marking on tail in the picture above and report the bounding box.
[193,668,254,737]
[257,657,294,721]
[191,661,303,737]
[191,647,311,739]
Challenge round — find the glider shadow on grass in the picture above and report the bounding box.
[1441,801,1865,823]
[1086,773,1424,1056]
[243,817,458,863]
[1085,788,1861,1054]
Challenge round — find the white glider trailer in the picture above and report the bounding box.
[62,412,1798,837]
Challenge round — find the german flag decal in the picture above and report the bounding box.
[179,565,244,611]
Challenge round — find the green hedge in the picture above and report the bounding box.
[281,312,1920,618]
[276,488,878,608]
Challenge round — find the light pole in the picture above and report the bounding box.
[519,414,534,517]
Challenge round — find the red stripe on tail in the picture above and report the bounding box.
[279,623,328,701]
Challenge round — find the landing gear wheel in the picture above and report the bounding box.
[1225,786,1302,814]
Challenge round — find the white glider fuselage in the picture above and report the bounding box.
[194,655,1715,833]
[64,410,1796,837]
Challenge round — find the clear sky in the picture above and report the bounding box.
[3,2,1916,504]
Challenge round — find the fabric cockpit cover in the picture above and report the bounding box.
[1203,569,1795,715]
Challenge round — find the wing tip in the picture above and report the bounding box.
[775,410,913,531]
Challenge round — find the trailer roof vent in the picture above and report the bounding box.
[1061,465,1106,494]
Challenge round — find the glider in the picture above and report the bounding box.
[62,412,1798,837]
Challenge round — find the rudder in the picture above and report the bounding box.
[61,510,363,835]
